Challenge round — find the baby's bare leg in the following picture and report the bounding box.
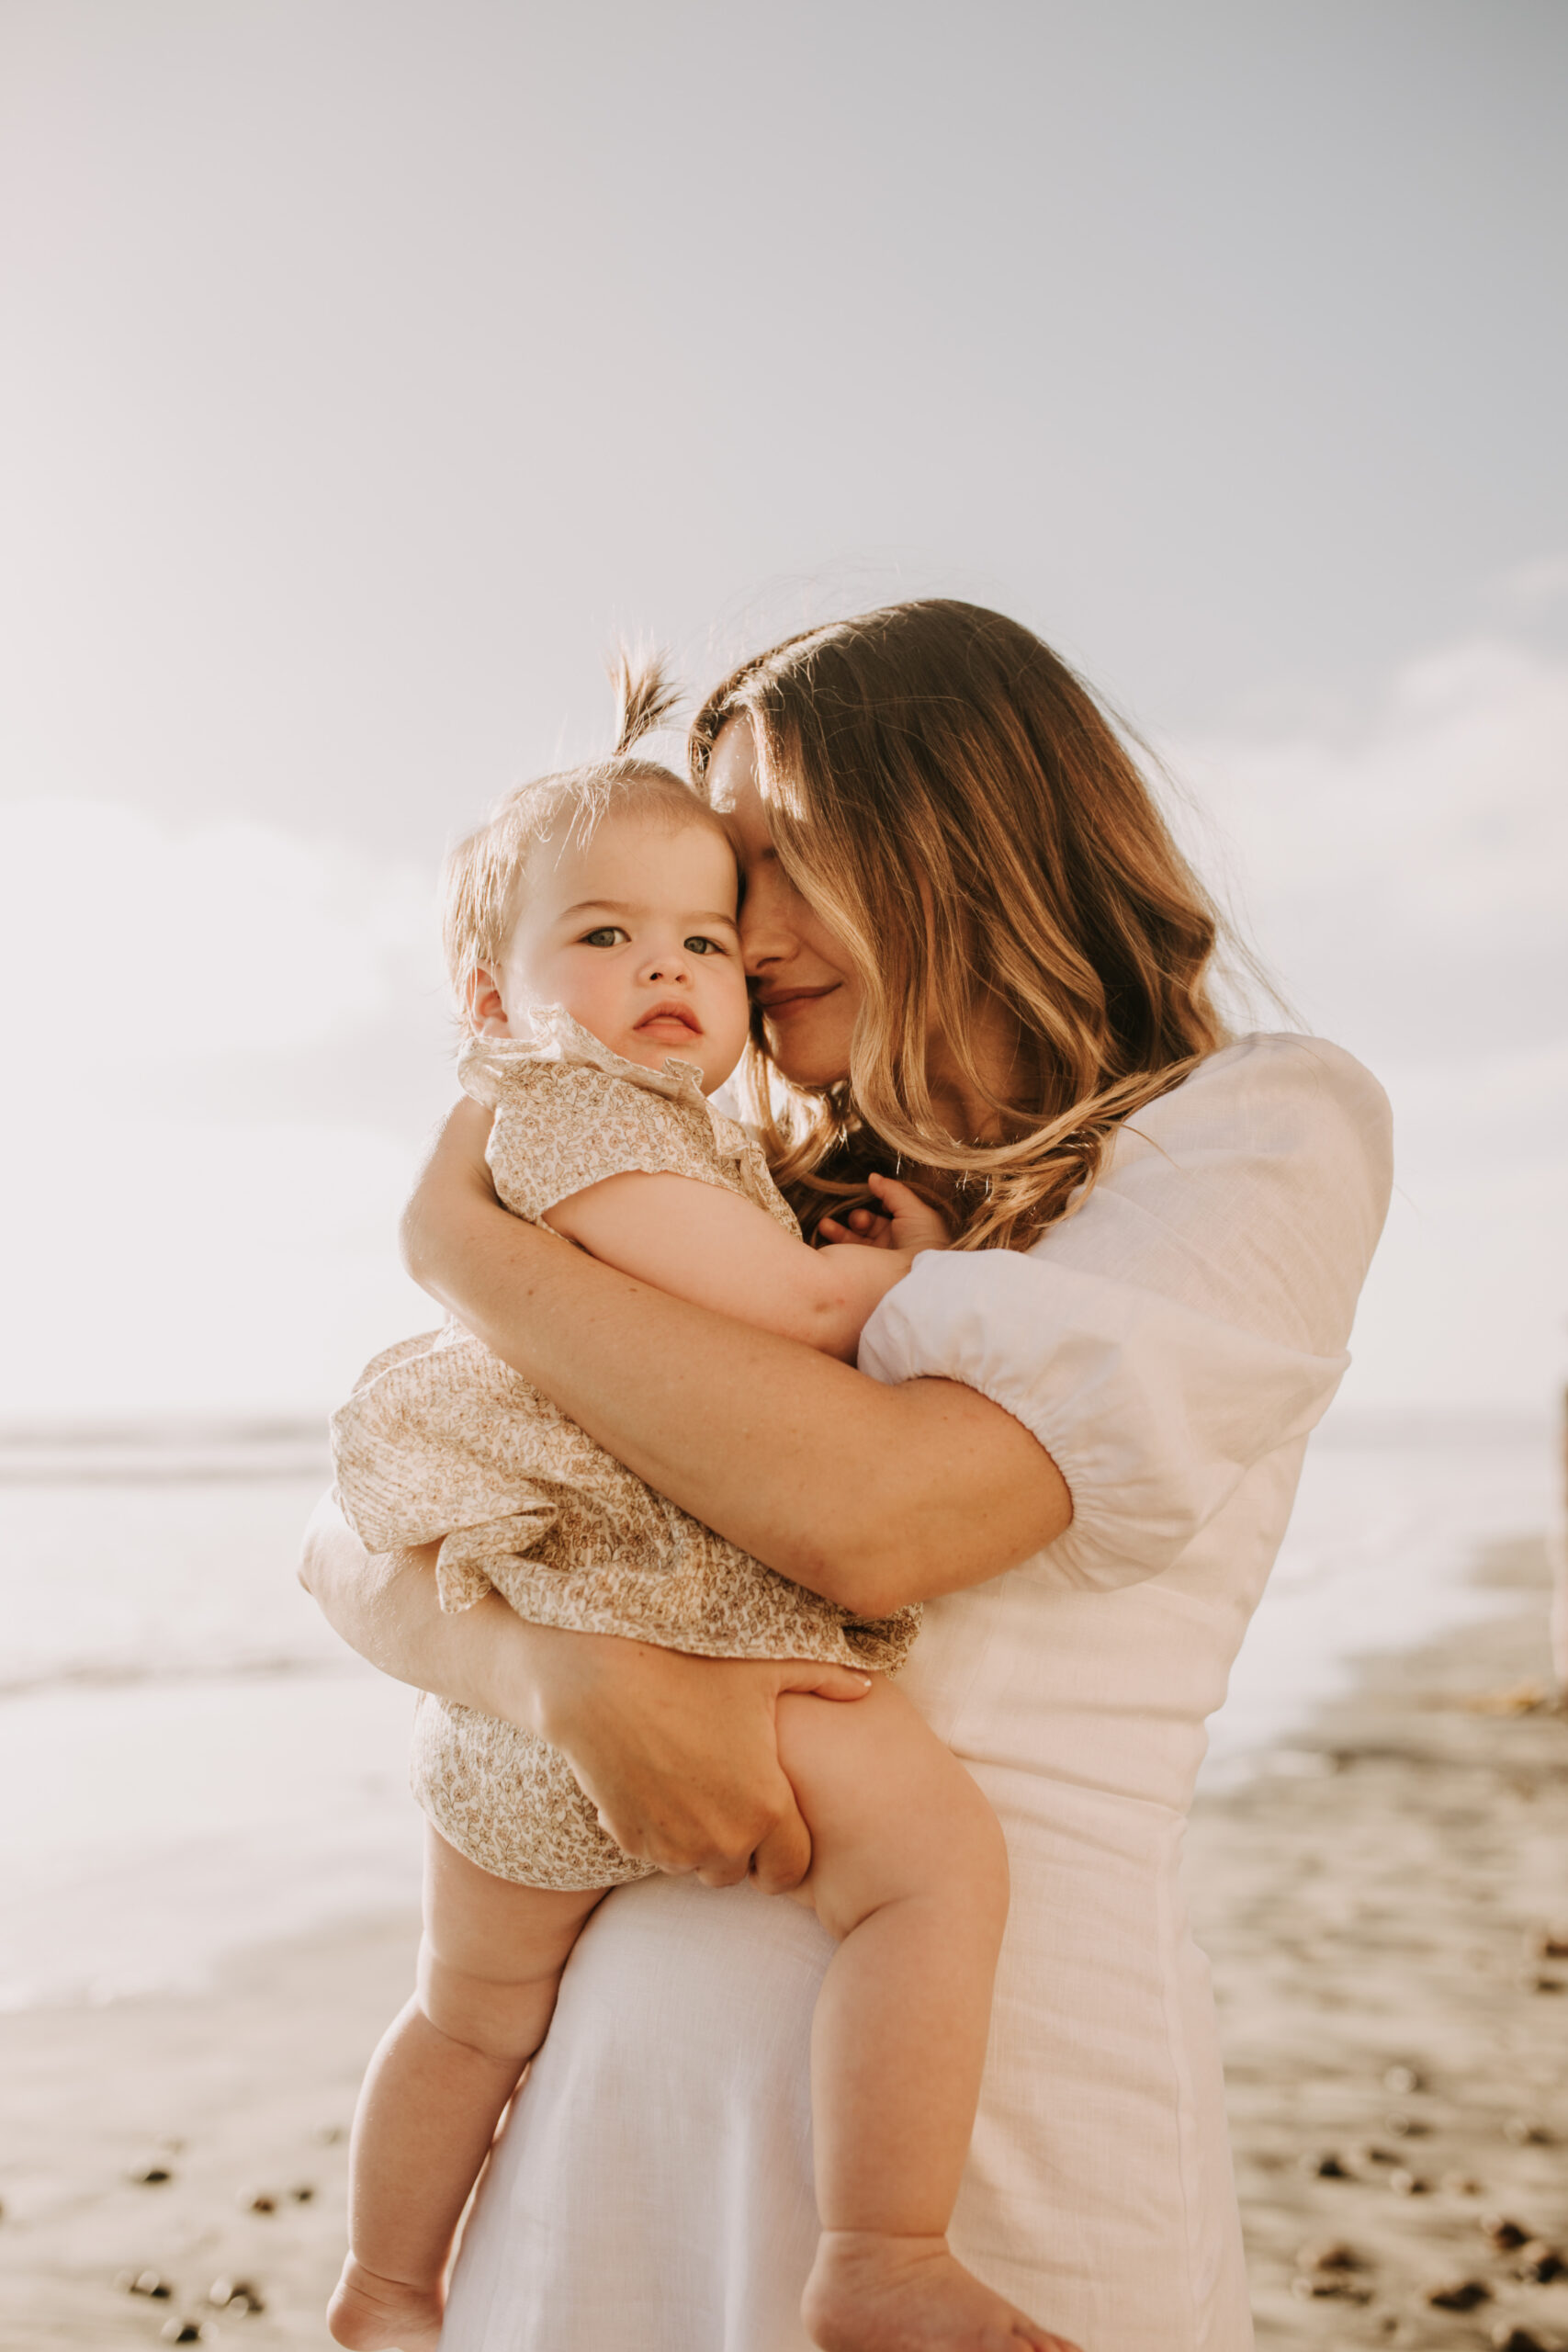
[777,1679,1080,2352]
[328,1826,604,2352]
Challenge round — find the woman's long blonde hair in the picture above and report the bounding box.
[691,599,1232,1250]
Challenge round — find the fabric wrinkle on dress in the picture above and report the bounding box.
[437,1031,1394,2352]
[329,1006,918,1891]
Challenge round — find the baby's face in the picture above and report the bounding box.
[486,813,752,1091]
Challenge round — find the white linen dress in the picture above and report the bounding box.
[439,1033,1393,2352]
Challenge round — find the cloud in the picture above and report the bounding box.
[0,799,439,1081]
[1165,638,1568,1409]
[1175,638,1568,1042]
[1489,551,1568,614]
[0,802,445,1418]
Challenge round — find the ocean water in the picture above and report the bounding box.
[0,1410,1556,2009]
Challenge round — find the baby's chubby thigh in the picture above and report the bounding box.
[774,1676,1010,1945]
[419,1826,607,2064]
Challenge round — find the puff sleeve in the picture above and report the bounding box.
[479,1063,733,1227]
[856,1035,1393,1591]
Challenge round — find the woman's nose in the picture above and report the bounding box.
[738,867,796,974]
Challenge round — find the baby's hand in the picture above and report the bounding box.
[817,1173,951,1255]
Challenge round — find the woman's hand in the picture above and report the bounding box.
[299,1493,873,1892]
[401,1094,502,1291]
[534,1636,874,1893]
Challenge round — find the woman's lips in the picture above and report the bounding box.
[755,984,839,1021]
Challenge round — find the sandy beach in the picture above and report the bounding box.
[1190,1530,1568,2349]
[0,1912,415,2349]
[2,1534,1563,2350]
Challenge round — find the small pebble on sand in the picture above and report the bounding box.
[1296,2239,1362,2273]
[1514,2240,1564,2283]
[1489,2327,1548,2352]
[209,2274,265,2311]
[1482,2215,1532,2250]
[1292,2272,1368,2300]
[1388,2168,1427,2196]
[1382,2064,1424,2096]
[117,2267,174,2298]
[130,2162,174,2186]
[1425,2278,1492,2311]
[240,2188,276,2213]
[1503,2116,1552,2144]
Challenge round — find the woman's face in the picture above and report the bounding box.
[705,720,862,1089]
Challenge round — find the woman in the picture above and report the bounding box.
[302,601,1392,2351]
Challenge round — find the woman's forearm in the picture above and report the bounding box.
[300,1493,547,1725]
[402,1112,1070,1614]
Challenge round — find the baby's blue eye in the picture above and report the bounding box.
[581,927,626,948]
[684,934,725,956]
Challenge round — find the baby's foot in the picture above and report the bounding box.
[803,2230,1081,2352]
[327,2255,444,2352]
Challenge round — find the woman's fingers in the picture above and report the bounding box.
[549,1648,869,1890]
[694,1851,755,1890]
[743,1661,874,1890]
[400,1095,499,1289]
[748,1800,813,1895]
[600,1795,787,1889]
[774,1661,874,1704]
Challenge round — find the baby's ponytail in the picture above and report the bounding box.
[610,643,682,755]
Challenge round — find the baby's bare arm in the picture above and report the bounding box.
[544,1173,916,1361]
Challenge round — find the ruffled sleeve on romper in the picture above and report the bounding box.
[461,1015,795,1234]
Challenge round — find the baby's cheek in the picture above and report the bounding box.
[705,976,754,1084]
[554,967,622,1046]
[722,973,755,1044]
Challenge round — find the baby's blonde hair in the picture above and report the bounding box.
[443,649,716,1031]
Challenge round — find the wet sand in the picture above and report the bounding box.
[1,1534,1563,2350]
[1189,1532,1568,2349]
[0,1915,414,2349]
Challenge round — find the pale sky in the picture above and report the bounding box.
[2,1,1564,1419]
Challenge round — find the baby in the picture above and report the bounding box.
[325,663,1056,2352]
